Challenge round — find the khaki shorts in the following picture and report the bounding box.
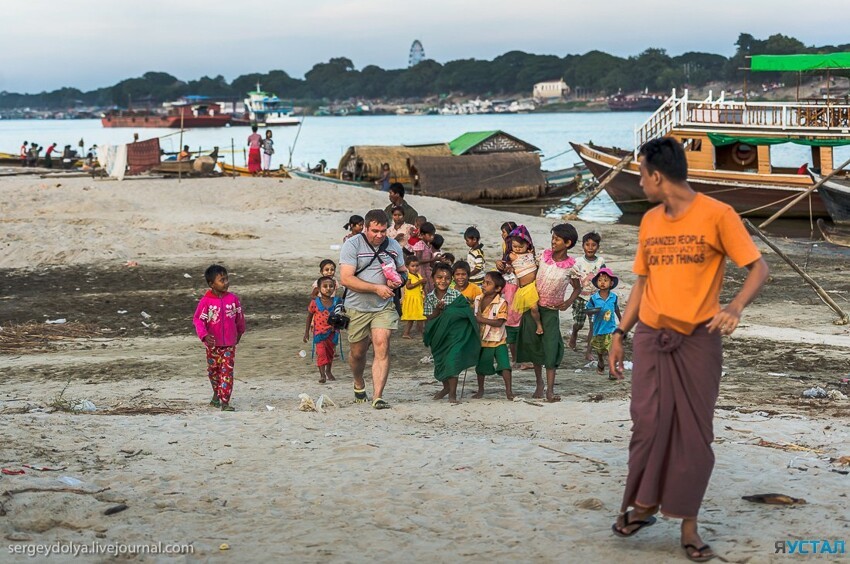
[346,304,399,343]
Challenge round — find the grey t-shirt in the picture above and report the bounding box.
[340,234,405,312]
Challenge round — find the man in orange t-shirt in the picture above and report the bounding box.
[609,138,769,562]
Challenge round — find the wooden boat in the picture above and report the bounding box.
[470,176,582,215]
[817,218,850,247]
[219,161,291,178]
[288,168,370,186]
[811,172,850,225]
[607,93,665,112]
[102,99,231,128]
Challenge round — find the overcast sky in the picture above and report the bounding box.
[2,0,845,93]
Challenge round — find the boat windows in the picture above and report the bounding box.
[682,138,703,151]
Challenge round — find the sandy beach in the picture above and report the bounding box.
[1,175,849,563]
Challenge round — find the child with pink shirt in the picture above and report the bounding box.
[193,264,246,411]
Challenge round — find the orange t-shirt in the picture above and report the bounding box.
[633,193,761,335]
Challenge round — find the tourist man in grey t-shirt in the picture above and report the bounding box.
[339,209,407,409]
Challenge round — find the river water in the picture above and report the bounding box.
[2,113,843,228]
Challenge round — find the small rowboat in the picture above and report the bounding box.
[219,161,291,178]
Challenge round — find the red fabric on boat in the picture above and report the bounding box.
[126,138,162,175]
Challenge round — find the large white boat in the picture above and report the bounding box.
[244,83,300,126]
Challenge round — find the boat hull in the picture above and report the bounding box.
[572,143,829,219]
[812,174,850,225]
[101,115,231,128]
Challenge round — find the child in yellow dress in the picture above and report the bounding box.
[401,256,426,338]
[506,225,544,335]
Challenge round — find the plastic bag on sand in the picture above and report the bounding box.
[802,387,827,398]
[73,400,96,412]
[298,393,337,413]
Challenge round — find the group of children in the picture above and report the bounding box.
[191,217,622,410]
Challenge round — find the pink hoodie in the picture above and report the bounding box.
[193,290,246,347]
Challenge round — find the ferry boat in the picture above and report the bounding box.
[101,98,231,128]
[243,83,300,126]
[574,53,850,219]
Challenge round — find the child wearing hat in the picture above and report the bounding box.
[585,267,622,378]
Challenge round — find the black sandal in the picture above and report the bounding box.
[354,387,368,404]
[611,510,657,538]
[682,544,715,562]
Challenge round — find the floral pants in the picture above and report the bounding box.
[206,346,236,403]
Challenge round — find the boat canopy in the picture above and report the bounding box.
[750,53,850,72]
[707,132,850,147]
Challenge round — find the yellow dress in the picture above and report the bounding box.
[401,273,426,321]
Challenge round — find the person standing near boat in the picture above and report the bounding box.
[375,163,391,191]
[609,137,769,562]
[20,141,28,166]
[44,143,58,169]
[246,125,262,176]
[261,130,274,175]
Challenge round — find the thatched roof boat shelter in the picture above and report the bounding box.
[410,152,545,202]
[337,144,451,183]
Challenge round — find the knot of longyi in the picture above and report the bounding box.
[655,329,683,353]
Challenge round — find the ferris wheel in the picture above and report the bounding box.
[409,40,425,67]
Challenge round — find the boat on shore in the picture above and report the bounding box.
[242,83,300,126]
[811,172,850,225]
[101,98,231,128]
[219,161,291,178]
[607,93,665,112]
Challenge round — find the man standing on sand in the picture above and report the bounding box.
[609,137,768,562]
[339,209,407,409]
[384,183,418,225]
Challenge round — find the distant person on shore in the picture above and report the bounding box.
[44,143,58,169]
[19,141,28,166]
[261,130,274,175]
[375,162,391,191]
[384,183,418,225]
[177,145,191,161]
[247,125,262,175]
[609,137,768,563]
[62,145,75,169]
[193,264,246,412]
[26,144,41,167]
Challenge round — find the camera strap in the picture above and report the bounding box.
[341,234,391,303]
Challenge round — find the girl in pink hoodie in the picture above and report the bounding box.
[193,264,246,411]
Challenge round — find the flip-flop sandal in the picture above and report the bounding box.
[354,387,369,404]
[611,511,657,538]
[220,404,235,412]
[682,544,716,562]
[372,398,391,410]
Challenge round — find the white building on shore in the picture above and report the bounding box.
[533,79,570,103]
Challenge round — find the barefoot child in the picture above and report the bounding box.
[401,256,426,338]
[586,268,621,378]
[472,271,514,400]
[310,259,339,298]
[423,264,480,402]
[506,225,544,335]
[304,276,341,383]
[568,232,605,358]
[343,215,364,242]
[451,260,482,304]
[193,264,246,411]
[464,226,486,287]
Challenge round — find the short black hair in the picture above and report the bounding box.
[464,226,480,240]
[419,222,436,235]
[551,223,578,249]
[389,183,405,197]
[500,221,517,234]
[319,259,336,270]
[432,233,444,250]
[205,264,228,285]
[582,231,601,245]
[452,260,471,274]
[639,137,688,182]
[344,214,364,230]
[251,124,258,132]
[405,255,419,266]
[390,206,405,215]
[364,209,389,228]
[441,252,455,265]
[484,271,506,290]
[432,263,452,278]
[316,275,335,288]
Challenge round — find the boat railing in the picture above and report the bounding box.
[635,89,850,154]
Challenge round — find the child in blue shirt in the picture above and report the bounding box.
[586,267,622,378]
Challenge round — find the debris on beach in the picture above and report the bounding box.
[298,393,336,413]
[574,498,605,510]
[741,493,807,505]
[802,386,827,398]
[827,389,847,400]
[45,318,66,324]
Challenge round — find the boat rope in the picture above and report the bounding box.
[540,146,575,163]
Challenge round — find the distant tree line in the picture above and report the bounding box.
[2,33,849,110]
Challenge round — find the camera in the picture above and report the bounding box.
[328,303,350,330]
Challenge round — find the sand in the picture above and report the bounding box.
[1,175,849,563]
